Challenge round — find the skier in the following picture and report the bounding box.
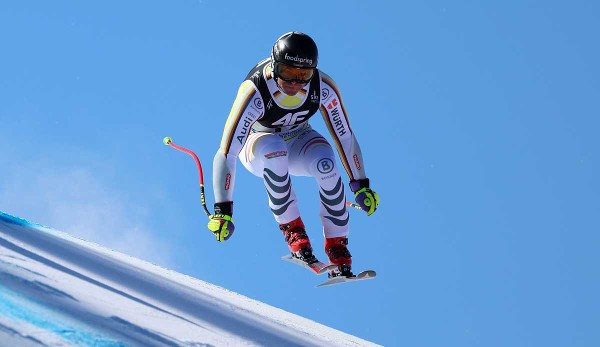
[207,32,379,277]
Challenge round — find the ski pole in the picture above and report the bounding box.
[163,137,212,218]
[346,201,364,211]
[164,136,361,216]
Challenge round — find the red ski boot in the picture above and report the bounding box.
[279,217,315,263]
[325,237,353,277]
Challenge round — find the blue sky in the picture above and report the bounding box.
[1,1,599,346]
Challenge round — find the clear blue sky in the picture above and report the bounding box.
[1,1,599,346]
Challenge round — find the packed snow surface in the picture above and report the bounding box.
[0,212,379,346]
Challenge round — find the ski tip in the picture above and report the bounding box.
[363,270,377,278]
[163,136,172,145]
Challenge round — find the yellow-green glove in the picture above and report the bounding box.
[207,214,234,241]
[207,202,235,241]
[350,178,380,216]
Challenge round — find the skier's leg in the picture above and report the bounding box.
[240,132,312,256]
[288,130,352,270]
[288,130,349,237]
[240,132,300,223]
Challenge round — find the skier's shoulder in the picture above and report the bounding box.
[244,57,271,85]
[317,69,338,89]
[316,69,343,103]
[233,58,270,99]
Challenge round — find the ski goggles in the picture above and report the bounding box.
[274,63,315,83]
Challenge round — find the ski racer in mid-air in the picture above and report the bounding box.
[207,31,380,277]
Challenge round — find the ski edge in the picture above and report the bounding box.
[316,270,377,287]
[281,254,334,275]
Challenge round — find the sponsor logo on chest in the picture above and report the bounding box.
[310,90,319,103]
[272,110,310,127]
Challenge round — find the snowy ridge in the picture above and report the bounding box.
[0,212,379,346]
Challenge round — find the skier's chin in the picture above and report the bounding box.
[279,81,305,96]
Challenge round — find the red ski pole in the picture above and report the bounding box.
[165,137,361,216]
[163,137,212,218]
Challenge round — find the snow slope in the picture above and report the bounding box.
[0,212,379,347]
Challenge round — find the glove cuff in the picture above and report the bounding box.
[214,201,233,216]
[349,178,370,193]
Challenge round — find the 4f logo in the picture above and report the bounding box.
[272,110,309,127]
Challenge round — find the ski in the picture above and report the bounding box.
[281,254,336,275]
[317,270,377,287]
[282,254,377,286]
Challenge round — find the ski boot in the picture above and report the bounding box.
[279,217,317,264]
[325,236,354,278]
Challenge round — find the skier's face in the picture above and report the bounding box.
[273,62,313,96]
[276,78,307,96]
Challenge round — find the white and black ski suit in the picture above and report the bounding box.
[213,58,368,238]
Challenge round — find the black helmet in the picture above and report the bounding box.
[271,32,318,69]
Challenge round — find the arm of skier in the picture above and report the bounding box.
[210,80,264,240]
[319,72,380,216]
